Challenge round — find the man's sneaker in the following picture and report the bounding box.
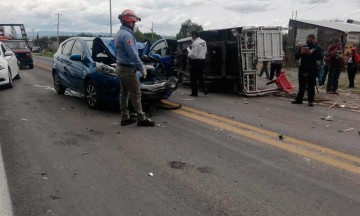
[121,118,137,126]
[291,100,303,104]
[137,119,155,127]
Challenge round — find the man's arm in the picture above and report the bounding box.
[123,36,145,72]
[188,43,198,59]
[295,48,302,60]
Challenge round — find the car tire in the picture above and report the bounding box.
[85,80,100,109]
[14,73,20,80]
[53,72,66,94]
[29,64,34,69]
[7,69,13,88]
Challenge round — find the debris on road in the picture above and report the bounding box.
[326,103,337,110]
[81,151,89,155]
[41,171,46,176]
[116,131,121,134]
[169,161,187,170]
[19,118,28,122]
[244,101,248,104]
[339,104,346,108]
[279,134,284,140]
[181,98,194,101]
[358,131,360,135]
[338,128,355,133]
[43,177,48,180]
[321,115,334,121]
[148,172,154,177]
[61,108,66,110]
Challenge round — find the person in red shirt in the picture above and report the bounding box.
[347,47,360,88]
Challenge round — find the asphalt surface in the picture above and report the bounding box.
[0,56,360,216]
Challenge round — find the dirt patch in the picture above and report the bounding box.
[169,161,187,170]
[197,166,214,174]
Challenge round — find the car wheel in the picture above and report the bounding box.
[29,64,34,69]
[7,69,13,88]
[14,73,20,80]
[85,80,100,109]
[53,72,66,94]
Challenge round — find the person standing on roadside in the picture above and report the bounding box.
[258,61,270,79]
[322,51,330,86]
[292,34,322,107]
[114,9,155,127]
[269,59,283,80]
[188,31,208,96]
[326,39,343,94]
[347,47,360,88]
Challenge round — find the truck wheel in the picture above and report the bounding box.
[29,64,34,69]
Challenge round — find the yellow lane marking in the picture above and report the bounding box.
[162,100,360,165]
[34,62,52,71]
[170,107,360,175]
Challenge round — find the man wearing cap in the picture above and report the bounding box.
[114,9,155,127]
[347,47,360,88]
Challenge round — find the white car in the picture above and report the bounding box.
[0,41,20,88]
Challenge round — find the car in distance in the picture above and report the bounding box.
[52,37,179,108]
[2,40,33,69]
[0,41,20,88]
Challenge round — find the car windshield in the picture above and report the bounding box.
[4,41,27,49]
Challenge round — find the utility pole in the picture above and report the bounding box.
[109,0,113,36]
[55,13,62,46]
[32,29,34,40]
[151,22,154,40]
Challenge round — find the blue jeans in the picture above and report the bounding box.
[327,67,341,91]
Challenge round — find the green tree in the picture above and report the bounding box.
[176,19,203,39]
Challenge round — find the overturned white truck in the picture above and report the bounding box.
[175,26,285,96]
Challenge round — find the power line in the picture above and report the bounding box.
[298,1,325,14]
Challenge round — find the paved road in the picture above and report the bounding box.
[0,56,360,216]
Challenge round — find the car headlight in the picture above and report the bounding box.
[0,63,5,70]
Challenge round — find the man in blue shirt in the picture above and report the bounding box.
[114,10,155,126]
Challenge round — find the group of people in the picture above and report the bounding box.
[292,34,359,107]
[113,9,208,127]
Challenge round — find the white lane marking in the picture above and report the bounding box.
[0,145,13,216]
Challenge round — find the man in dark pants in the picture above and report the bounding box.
[269,60,282,80]
[347,47,360,88]
[327,39,343,94]
[292,34,322,107]
[188,31,207,96]
[114,9,155,127]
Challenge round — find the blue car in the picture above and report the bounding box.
[52,37,179,108]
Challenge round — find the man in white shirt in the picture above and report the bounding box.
[188,31,208,96]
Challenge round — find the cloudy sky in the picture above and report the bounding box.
[0,0,360,37]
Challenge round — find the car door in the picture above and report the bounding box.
[150,39,177,76]
[57,39,75,88]
[1,44,18,78]
[67,39,86,92]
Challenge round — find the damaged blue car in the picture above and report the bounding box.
[52,37,179,108]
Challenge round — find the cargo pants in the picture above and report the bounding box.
[116,65,146,122]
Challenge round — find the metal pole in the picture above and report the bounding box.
[55,13,61,46]
[109,0,113,36]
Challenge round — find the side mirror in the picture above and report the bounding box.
[70,54,82,61]
[4,51,13,57]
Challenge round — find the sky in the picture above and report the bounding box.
[0,0,360,38]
